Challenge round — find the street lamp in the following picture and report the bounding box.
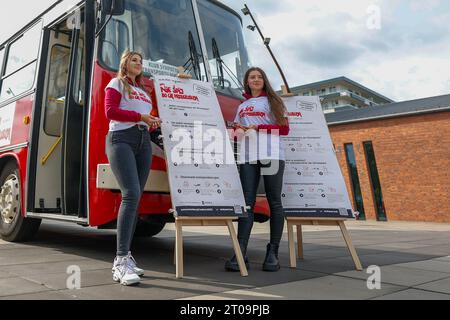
[241,4,292,94]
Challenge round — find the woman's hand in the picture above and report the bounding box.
[246,125,259,131]
[234,123,248,131]
[233,123,258,132]
[141,114,161,130]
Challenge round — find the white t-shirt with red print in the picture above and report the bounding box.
[105,78,152,132]
[234,95,286,163]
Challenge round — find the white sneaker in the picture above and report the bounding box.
[112,252,145,276]
[112,256,141,286]
[126,252,145,276]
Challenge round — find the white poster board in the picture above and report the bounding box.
[281,96,354,219]
[154,76,247,218]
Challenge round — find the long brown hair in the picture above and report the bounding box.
[117,50,151,97]
[244,67,287,126]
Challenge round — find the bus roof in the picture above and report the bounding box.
[0,0,80,47]
[207,0,243,24]
[1,0,243,48]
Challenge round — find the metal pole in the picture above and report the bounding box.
[191,0,213,83]
[244,4,292,94]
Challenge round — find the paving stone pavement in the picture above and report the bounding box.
[0,220,449,300]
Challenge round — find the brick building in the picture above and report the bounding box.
[325,94,450,223]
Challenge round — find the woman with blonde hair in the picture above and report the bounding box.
[105,50,161,286]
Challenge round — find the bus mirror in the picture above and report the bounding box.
[101,0,125,16]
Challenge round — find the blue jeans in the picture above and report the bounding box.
[238,160,286,246]
[106,125,152,257]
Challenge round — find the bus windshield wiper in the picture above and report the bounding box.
[212,39,225,88]
[182,31,202,80]
[212,38,244,90]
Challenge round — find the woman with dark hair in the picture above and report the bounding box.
[226,67,290,272]
[105,50,161,286]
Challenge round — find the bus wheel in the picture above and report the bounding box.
[0,161,41,242]
[134,217,166,238]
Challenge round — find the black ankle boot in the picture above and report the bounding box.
[225,239,250,272]
[263,243,280,272]
[225,255,250,272]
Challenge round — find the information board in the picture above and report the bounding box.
[281,96,354,219]
[154,76,247,218]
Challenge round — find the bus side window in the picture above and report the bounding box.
[101,19,130,70]
[0,22,41,103]
[0,48,4,93]
[44,45,71,137]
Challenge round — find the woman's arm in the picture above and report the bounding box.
[105,88,142,122]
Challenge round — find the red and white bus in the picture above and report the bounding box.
[0,0,270,242]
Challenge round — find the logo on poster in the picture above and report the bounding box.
[159,83,199,102]
[288,111,303,118]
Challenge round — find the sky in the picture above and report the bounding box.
[1,0,450,102]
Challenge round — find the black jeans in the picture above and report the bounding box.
[238,160,286,246]
[106,125,152,257]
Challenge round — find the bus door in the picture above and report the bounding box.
[61,16,86,217]
[30,11,87,217]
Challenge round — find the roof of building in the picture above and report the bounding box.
[290,76,394,103]
[326,94,450,125]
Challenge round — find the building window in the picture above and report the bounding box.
[363,141,387,221]
[344,144,366,220]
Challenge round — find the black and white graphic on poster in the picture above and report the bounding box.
[154,76,246,217]
[281,96,354,218]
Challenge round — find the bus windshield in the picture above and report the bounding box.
[100,0,207,81]
[99,0,250,98]
[198,0,250,98]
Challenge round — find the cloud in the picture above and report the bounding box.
[3,0,449,102]
[222,0,450,101]
[284,36,365,68]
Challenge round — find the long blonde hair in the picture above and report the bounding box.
[117,50,151,97]
[244,67,287,126]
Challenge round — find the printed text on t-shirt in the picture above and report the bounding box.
[239,106,266,118]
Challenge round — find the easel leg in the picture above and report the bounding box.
[287,221,297,268]
[175,219,184,279]
[338,221,363,271]
[226,220,248,277]
[297,225,304,260]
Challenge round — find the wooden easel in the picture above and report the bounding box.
[174,215,249,279]
[280,85,295,97]
[286,217,363,271]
